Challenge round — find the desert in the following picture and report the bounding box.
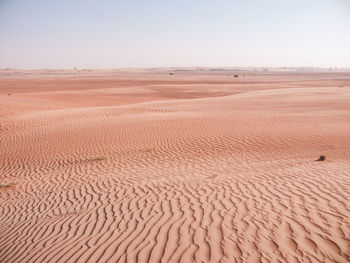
[0,69,349,262]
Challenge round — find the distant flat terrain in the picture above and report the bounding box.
[1,70,349,262]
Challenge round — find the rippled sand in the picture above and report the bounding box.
[1,70,349,262]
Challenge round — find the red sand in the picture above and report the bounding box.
[1,69,350,262]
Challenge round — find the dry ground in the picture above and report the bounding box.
[0,69,349,262]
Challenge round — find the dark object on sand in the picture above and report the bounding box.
[316,155,326,161]
[234,74,239,78]
[169,72,174,75]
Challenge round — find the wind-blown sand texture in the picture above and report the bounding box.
[1,69,350,262]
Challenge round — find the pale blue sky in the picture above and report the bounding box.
[0,0,349,69]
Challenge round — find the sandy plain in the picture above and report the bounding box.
[0,69,349,262]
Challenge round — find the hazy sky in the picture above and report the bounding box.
[1,0,349,69]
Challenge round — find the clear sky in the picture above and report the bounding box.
[0,0,349,69]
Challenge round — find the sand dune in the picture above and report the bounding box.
[1,70,349,262]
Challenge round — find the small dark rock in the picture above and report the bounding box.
[316,155,326,161]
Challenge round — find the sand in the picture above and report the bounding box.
[0,69,349,262]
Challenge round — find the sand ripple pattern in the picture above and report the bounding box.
[1,84,350,262]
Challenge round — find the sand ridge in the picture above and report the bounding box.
[0,70,350,262]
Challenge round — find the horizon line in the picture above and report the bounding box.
[1,66,350,71]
